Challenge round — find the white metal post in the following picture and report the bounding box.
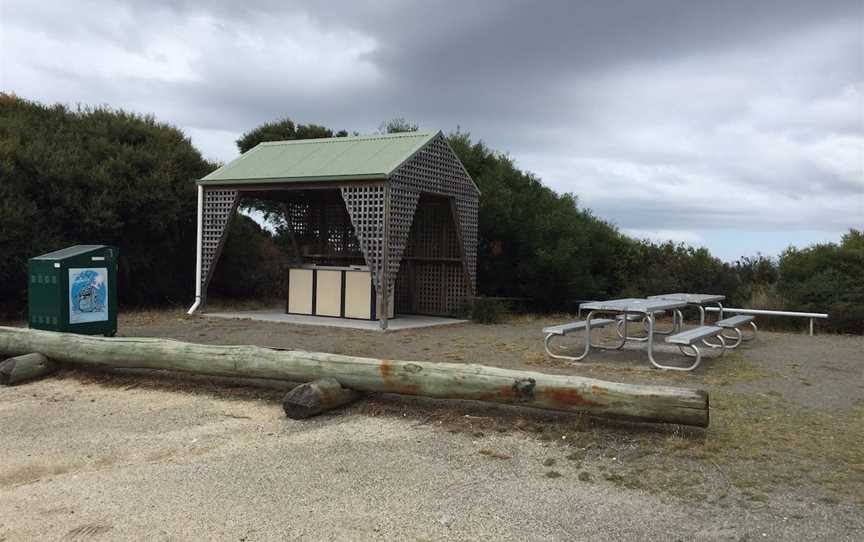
[187,185,204,315]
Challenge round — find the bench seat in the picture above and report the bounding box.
[716,315,754,328]
[543,319,615,336]
[715,314,757,347]
[665,325,722,345]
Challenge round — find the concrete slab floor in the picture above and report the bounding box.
[202,310,467,331]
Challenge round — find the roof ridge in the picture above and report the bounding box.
[258,130,438,147]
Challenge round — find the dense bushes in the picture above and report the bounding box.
[446,129,861,332]
[774,231,864,333]
[0,94,215,315]
[447,131,744,310]
[1,99,859,333]
[447,131,630,308]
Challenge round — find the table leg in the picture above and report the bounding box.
[617,311,648,342]
[646,312,661,369]
[616,312,628,349]
[581,310,595,360]
[703,302,729,348]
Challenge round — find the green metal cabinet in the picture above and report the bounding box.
[28,245,118,336]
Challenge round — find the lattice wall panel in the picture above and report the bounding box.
[201,188,239,289]
[395,194,470,316]
[415,264,444,315]
[444,263,468,315]
[390,134,479,293]
[386,186,420,292]
[341,184,386,292]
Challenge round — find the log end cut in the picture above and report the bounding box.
[282,378,361,419]
[0,353,58,386]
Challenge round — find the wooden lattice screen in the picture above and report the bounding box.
[386,133,479,315]
[394,194,468,315]
[201,188,239,290]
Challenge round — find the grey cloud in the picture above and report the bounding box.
[1,0,861,252]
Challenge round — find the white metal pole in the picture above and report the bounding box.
[187,185,204,315]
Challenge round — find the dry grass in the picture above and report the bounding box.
[582,393,864,506]
[107,309,864,512]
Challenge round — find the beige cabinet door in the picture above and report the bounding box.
[287,269,314,314]
[315,270,342,317]
[344,271,372,319]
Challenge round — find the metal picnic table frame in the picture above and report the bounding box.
[648,293,726,326]
[578,298,690,370]
[649,293,728,348]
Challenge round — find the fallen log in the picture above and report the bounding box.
[0,326,709,427]
[0,353,58,385]
[282,378,361,419]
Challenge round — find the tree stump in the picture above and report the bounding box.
[282,378,361,419]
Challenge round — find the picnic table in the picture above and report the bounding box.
[648,293,725,326]
[579,298,689,369]
[544,296,733,370]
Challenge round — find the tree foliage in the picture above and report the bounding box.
[236,118,346,153]
[2,101,859,333]
[0,94,215,314]
[208,214,288,299]
[774,230,864,333]
[446,130,630,307]
[379,117,419,134]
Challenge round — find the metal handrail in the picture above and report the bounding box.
[704,306,828,336]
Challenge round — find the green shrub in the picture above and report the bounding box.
[465,297,508,324]
[775,231,864,334]
[0,94,216,316]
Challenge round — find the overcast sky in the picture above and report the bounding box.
[2,0,862,261]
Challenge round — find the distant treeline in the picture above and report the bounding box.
[1,96,860,332]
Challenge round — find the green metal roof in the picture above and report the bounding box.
[200,130,441,185]
[32,245,107,260]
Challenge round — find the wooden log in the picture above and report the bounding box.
[0,353,58,385]
[283,378,361,419]
[0,326,709,427]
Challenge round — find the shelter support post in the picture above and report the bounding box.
[187,185,204,315]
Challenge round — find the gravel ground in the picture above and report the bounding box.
[0,309,862,541]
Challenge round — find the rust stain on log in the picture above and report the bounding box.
[377,359,421,396]
[476,379,535,403]
[477,385,516,402]
[540,387,602,408]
